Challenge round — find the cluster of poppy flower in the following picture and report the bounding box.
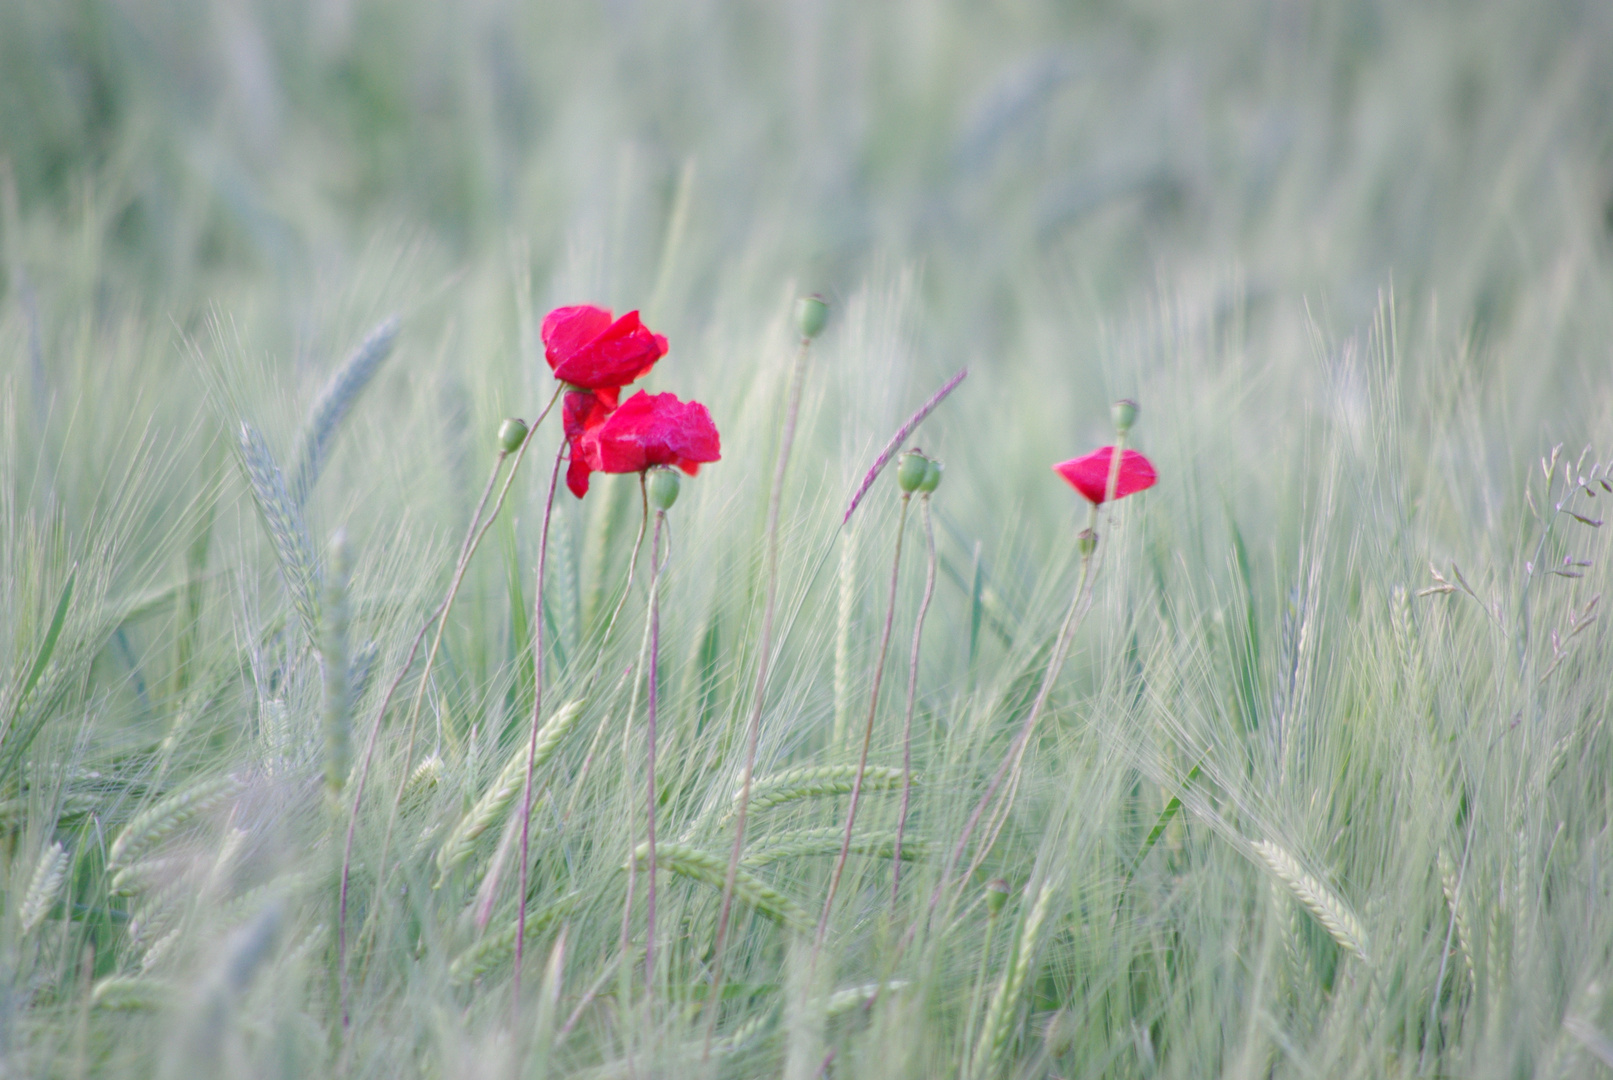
[540,302,1156,512]
[541,304,722,499]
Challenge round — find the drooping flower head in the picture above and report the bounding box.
[1053,447,1157,504]
[542,305,669,390]
[565,390,721,498]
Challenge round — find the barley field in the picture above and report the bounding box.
[4,1,1613,1077]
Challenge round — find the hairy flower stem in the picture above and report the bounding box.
[644,508,667,998]
[817,494,910,948]
[891,495,936,906]
[336,387,558,1027]
[705,334,811,1046]
[513,442,566,1010]
[936,438,1128,911]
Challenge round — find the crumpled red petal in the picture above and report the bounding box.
[542,305,668,390]
[592,391,721,476]
[1052,447,1157,504]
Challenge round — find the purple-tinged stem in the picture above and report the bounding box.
[842,369,966,526]
[817,493,910,948]
[891,494,937,906]
[513,441,566,1010]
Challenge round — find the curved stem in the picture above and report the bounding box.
[513,440,566,1009]
[817,494,910,948]
[706,336,810,1045]
[891,495,936,906]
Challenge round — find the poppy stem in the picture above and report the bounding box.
[706,332,811,1051]
[618,475,654,1013]
[818,493,910,948]
[513,439,567,1011]
[940,431,1130,903]
[337,385,560,1026]
[644,506,666,999]
[560,478,651,829]
[892,493,937,907]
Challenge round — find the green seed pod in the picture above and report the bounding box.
[897,451,929,493]
[795,295,829,340]
[986,878,1011,917]
[497,417,528,454]
[919,457,943,494]
[1111,399,1138,435]
[649,467,682,511]
[1077,528,1098,556]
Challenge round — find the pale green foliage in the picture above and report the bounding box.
[3,1,1613,1077]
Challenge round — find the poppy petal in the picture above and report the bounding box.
[1052,447,1157,504]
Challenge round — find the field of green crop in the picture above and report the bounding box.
[5,1,1613,1076]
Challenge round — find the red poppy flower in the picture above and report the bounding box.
[565,390,721,498]
[1052,447,1157,504]
[542,305,668,390]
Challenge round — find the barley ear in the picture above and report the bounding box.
[969,879,1056,1080]
[20,841,67,934]
[237,422,321,641]
[735,765,910,818]
[1253,840,1369,962]
[109,773,241,873]
[290,315,400,509]
[632,841,811,931]
[435,699,585,882]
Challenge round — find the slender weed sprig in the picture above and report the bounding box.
[513,440,567,1007]
[893,453,941,905]
[708,295,824,1039]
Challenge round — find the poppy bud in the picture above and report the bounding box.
[497,417,529,454]
[1111,399,1138,434]
[795,294,829,340]
[919,457,943,494]
[986,878,1010,917]
[648,466,681,511]
[1077,528,1097,556]
[897,450,929,493]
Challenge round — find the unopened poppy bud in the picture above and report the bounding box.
[648,466,681,511]
[986,878,1010,917]
[497,417,528,454]
[897,450,929,493]
[795,294,829,340]
[919,457,943,494]
[1111,399,1138,434]
[1077,528,1097,556]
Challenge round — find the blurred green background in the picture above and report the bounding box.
[6,0,1613,358]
